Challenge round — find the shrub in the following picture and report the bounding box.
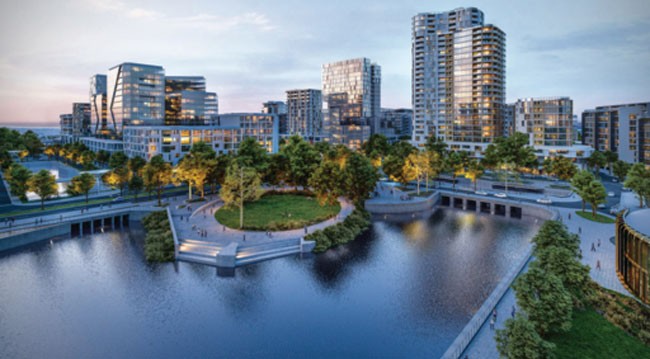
[142,211,175,262]
[306,208,371,253]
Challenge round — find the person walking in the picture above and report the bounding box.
[568,212,571,220]
[598,239,601,248]
[579,226,582,234]
[511,305,516,318]
[596,260,601,270]
[489,318,495,330]
[591,243,596,252]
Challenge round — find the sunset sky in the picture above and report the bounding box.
[0,0,648,125]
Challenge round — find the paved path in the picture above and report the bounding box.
[462,206,629,358]
[169,194,355,246]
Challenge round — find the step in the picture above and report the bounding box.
[176,252,217,266]
[179,242,221,253]
[236,243,301,257]
[181,238,222,247]
[238,238,301,252]
[236,247,302,266]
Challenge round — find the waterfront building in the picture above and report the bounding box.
[286,89,323,141]
[616,208,650,304]
[164,76,218,126]
[411,7,506,155]
[582,102,650,165]
[380,108,413,143]
[515,97,573,147]
[122,113,278,164]
[262,101,288,135]
[322,58,381,148]
[107,62,165,133]
[59,113,73,142]
[90,74,113,136]
[79,137,124,155]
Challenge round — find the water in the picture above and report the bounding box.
[0,209,538,358]
[5,126,60,138]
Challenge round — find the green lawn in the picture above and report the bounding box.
[548,308,650,359]
[215,193,340,231]
[575,210,616,224]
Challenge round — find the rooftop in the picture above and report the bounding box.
[625,208,650,238]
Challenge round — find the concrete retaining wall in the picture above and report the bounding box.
[365,192,440,214]
[0,224,70,251]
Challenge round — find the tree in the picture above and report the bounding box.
[237,137,269,173]
[532,220,581,258]
[96,150,110,167]
[104,167,129,196]
[586,151,606,175]
[612,160,631,183]
[383,154,415,184]
[463,158,484,191]
[445,151,468,190]
[69,173,96,204]
[28,169,58,210]
[425,150,443,190]
[4,163,32,201]
[546,156,577,181]
[343,152,379,204]
[404,152,425,193]
[513,266,573,336]
[142,155,173,206]
[624,163,650,208]
[79,150,96,170]
[220,162,262,228]
[496,315,555,359]
[582,180,607,217]
[174,153,210,200]
[108,152,128,169]
[309,160,343,205]
[127,156,147,177]
[0,149,12,170]
[21,130,43,156]
[571,170,595,212]
[532,246,591,304]
[128,175,144,202]
[265,153,290,187]
[425,136,448,157]
[603,150,618,175]
[362,134,390,167]
[44,146,56,160]
[280,135,320,189]
[482,132,537,172]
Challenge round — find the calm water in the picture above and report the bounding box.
[0,209,538,358]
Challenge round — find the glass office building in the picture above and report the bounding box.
[164,76,219,126]
[412,7,505,154]
[90,74,112,135]
[107,62,165,133]
[616,209,650,304]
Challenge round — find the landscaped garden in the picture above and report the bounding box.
[215,191,340,231]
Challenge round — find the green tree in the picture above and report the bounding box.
[383,154,414,184]
[4,163,32,201]
[69,173,96,204]
[127,156,147,176]
[21,130,43,156]
[44,146,56,160]
[404,152,425,193]
[425,136,448,157]
[612,160,631,183]
[28,169,58,210]
[265,152,290,187]
[496,315,555,359]
[445,151,469,190]
[532,221,581,258]
[624,163,650,208]
[602,150,618,175]
[532,246,591,304]
[582,180,607,217]
[513,266,573,337]
[108,152,128,169]
[425,150,443,190]
[96,150,110,167]
[128,175,144,202]
[0,149,12,170]
[207,153,231,193]
[463,158,484,191]
[280,135,320,189]
[571,170,595,212]
[309,160,343,205]
[237,137,269,173]
[362,134,390,167]
[586,151,606,175]
[174,153,210,200]
[142,155,173,206]
[79,150,96,170]
[343,152,379,204]
[483,132,537,172]
[220,162,262,228]
[546,156,577,181]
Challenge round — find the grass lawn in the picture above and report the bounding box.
[549,184,572,190]
[548,308,650,359]
[575,210,616,224]
[215,193,340,230]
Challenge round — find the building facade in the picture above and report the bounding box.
[503,103,515,137]
[107,62,165,133]
[286,89,323,140]
[582,102,650,165]
[262,101,288,135]
[122,113,278,164]
[164,76,218,126]
[515,97,573,147]
[411,7,506,154]
[90,74,112,136]
[616,209,650,304]
[60,113,73,141]
[79,137,124,155]
[322,58,380,148]
[380,108,413,143]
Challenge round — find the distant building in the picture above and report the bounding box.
[503,104,515,137]
[262,101,288,135]
[89,74,112,135]
[515,97,573,147]
[380,108,413,143]
[322,57,381,148]
[164,76,218,126]
[107,62,165,132]
[582,102,650,165]
[79,137,124,155]
[411,7,505,155]
[122,113,278,164]
[286,89,323,141]
[59,113,73,142]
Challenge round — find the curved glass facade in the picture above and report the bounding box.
[616,210,650,304]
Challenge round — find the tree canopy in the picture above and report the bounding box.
[28,169,58,210]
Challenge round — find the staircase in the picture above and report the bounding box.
[176,237,304,267]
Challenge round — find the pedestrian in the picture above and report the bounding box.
[568,213,571,220]
[579,226,582,234]
[492,308,498,321]
[304,226,308,234]
[598,239,601,247]
[511,305,516,318]
[489,318,495,330]
[243,234,246,242]
[596,260,601,270]
[181,215,183,221]
[591,243,596,252]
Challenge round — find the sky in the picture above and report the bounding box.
[0,0,649,126]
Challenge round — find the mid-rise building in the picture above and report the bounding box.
[107,62,165,132]
[380,108,413,143]
[503,104,515,137]
[164,76,218,126]
[79,137,124,155]
[582,102,650,165]
[60,113,73,141]
[90,74,112,135]
[411,7,506,154]
[72,102,91,138]
[286,89,323,141]
[262,101,288,135]
[515,97,573,147]
[322,57,381,148]
[122,113,278,164]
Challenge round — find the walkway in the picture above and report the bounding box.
[462,206,629,358]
